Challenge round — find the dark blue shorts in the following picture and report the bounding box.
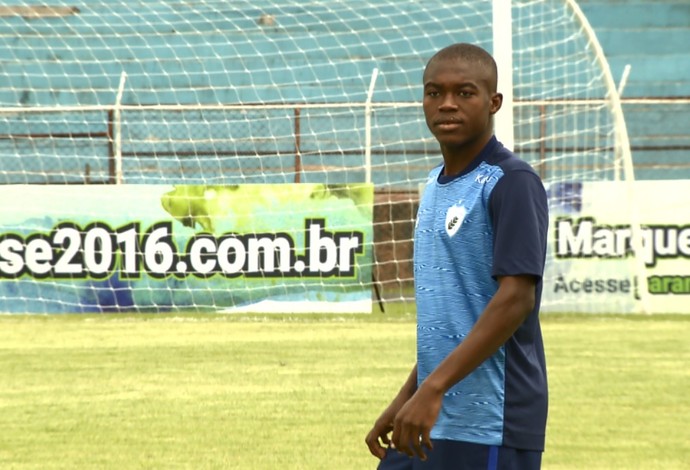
[376,440,542,470]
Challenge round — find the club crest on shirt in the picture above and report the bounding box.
[445,202,466,237]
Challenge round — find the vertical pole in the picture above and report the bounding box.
[113,71,127,185]
[106,109,115,184]
[614,64,632,181]
[365,68,382,312]
[294,107,302,183]
[492,0,515,150]
[364,68,379,184]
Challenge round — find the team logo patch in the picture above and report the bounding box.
[445,202,466,237]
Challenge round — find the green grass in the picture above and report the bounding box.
[0,311,689,469]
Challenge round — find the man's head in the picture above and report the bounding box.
[422,43,502,155]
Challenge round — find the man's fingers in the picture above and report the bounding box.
[364,433,386,459]
[391,426,404,456]
[392,425,433,461]
[365,424,393,460]
[419,430,433,461]
[420,430,433,452]
[393,424,416,458]
[380,432,390,445]
[391,420,400,450]
[410,435,426,461]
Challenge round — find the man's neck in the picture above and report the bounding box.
[440,133,495,176]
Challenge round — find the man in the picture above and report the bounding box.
[365,43,549,469]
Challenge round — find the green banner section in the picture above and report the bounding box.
[0,184,373,313]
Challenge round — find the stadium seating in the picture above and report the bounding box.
[0,0,687,184]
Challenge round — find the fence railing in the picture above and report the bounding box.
[1,98,688,185]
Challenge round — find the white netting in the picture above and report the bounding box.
[0,0,633,313]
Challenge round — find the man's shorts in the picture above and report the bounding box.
[376,440,542,470]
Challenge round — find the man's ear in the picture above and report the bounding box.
[490,93,503,115]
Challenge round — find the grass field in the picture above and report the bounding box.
[1,310,689,469]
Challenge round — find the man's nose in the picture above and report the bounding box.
[439,93,458,110]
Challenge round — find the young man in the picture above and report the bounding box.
[365,43,549,469]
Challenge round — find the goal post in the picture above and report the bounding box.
[492,0,515,151]
[0,0,649,313]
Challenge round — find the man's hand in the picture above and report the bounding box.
[365,413,395,460]
[391,383,443,461]
[366,364,419,460]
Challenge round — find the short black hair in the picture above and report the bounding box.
[424,43,498,92]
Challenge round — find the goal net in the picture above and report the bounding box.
[0,0,641,313]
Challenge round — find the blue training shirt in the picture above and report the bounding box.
[414,136,548,451]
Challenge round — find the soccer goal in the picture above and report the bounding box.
[0,0,646,313]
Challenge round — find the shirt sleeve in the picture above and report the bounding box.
[489,169,549,279]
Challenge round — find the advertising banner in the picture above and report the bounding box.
[544,180,690,314]
[0,184,373,314]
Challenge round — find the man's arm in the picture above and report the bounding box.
[391,274,537,460]
[365,363,418,459]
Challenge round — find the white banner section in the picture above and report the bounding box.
[543,180,690,314]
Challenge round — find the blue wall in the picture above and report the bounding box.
[579,0,690,180]
[0,1,494,186]
[0,0,687,185]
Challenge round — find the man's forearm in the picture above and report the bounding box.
[394,363,418,404]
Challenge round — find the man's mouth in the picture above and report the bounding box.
[435,119,462,130]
